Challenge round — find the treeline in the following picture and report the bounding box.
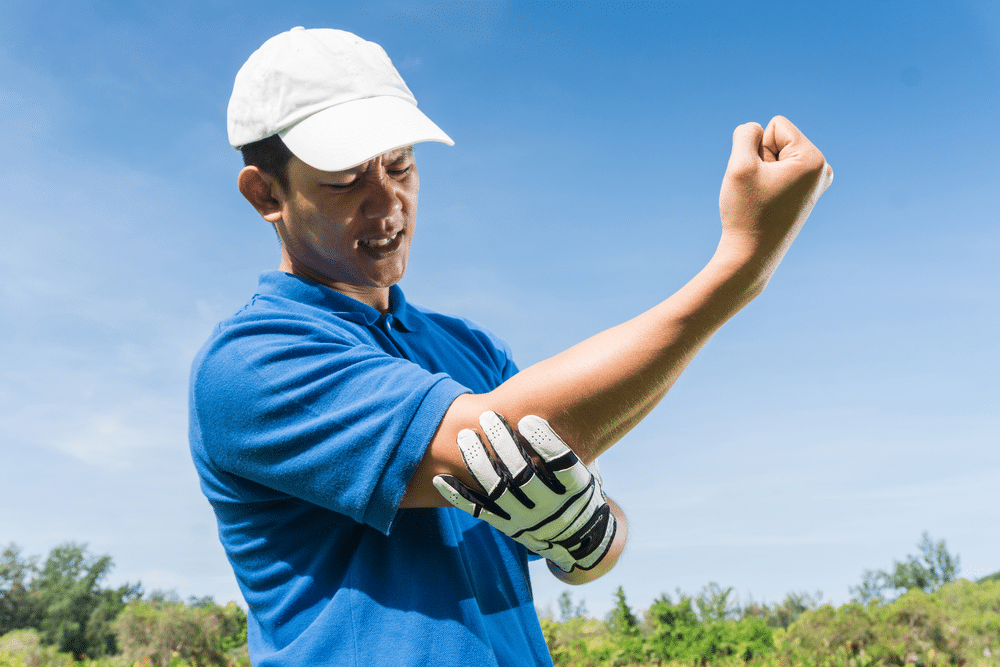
[542,577,1000,666]
[0,542,247,666]
[0,542,140,658]
[539,533,1000,666]
[2,534,997,667]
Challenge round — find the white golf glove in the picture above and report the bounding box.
[433,411,616,572]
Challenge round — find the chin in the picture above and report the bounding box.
[373,263,408,287]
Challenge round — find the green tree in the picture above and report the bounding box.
[606,586,639,636]
[0,628,75,667]
[605,586,644,665]
[886,532,960,592]
[775,582,991,667]
[741,590,822,628]
[850,532,960,603]
[694,582,739,623]
[556,591,587,622]
[644,592,703,662]
[646,590,774,664]
[851,568,888,605]
[187,595,216,609]
[28,542,141,658]
[0,544,38,636]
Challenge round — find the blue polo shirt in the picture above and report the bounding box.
[189,271,553,667]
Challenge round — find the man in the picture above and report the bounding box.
[189,27,832,667]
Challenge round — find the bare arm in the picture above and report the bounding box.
[403,116,833,507]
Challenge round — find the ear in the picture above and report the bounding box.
[238,166,284,223]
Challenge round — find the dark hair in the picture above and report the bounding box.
[240,134,294,191]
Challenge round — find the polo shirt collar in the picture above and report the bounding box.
[386,284,421,332]
[258,272,423,331]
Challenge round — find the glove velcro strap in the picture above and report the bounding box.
[561,504,617,571]
[532,504,616,573]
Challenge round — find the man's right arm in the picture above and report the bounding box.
[402,116,833,508]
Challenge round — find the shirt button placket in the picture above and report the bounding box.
[379,314,408,358]
[381,314,398,338]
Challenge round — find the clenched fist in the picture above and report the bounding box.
[718,116,833,275]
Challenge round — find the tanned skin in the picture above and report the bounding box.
[239,117,833,584]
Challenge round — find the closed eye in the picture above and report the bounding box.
[324,180,357,190]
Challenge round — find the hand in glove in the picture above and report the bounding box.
[433,411,616,572]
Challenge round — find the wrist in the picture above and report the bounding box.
[546,497,628,584]
[704,235,787,303]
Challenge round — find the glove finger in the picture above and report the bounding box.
[433,474,512,522]
[456,428,504,496]
[432,474,482,516]
[479,412,547,512]
[464,415,547,519]
[518,415,591,493]
[479,411,532,480]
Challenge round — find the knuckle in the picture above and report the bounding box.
[725,159,758,183]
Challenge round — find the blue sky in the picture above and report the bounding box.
[2,1,997,619]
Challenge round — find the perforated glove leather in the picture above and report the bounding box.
[433,411,616,572]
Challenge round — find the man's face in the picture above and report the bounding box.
[272,146,418,307]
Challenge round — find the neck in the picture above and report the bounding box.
[278,259,393,313]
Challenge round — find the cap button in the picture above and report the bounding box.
[291,26,305,31]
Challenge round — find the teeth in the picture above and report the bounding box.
[360,232,398,248]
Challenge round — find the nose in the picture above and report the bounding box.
[361,170,403,221]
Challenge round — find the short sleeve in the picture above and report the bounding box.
[191,314,469,534]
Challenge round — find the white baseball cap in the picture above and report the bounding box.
[227,27,453,171]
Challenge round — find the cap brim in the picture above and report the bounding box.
[279,96,454,171]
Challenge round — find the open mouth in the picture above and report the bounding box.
[358,231,403,257]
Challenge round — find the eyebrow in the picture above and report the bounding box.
[392,146,415,162]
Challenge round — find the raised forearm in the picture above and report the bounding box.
[409,220,812,508]
[404,116,832,508]
[479,248,763,462]
[466,118,833,463]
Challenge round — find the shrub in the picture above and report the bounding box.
[0,629,75,667]
[645,594,773,665]
[115,598,246,667]
[776,580,1000,667]
[541,615,613,667]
